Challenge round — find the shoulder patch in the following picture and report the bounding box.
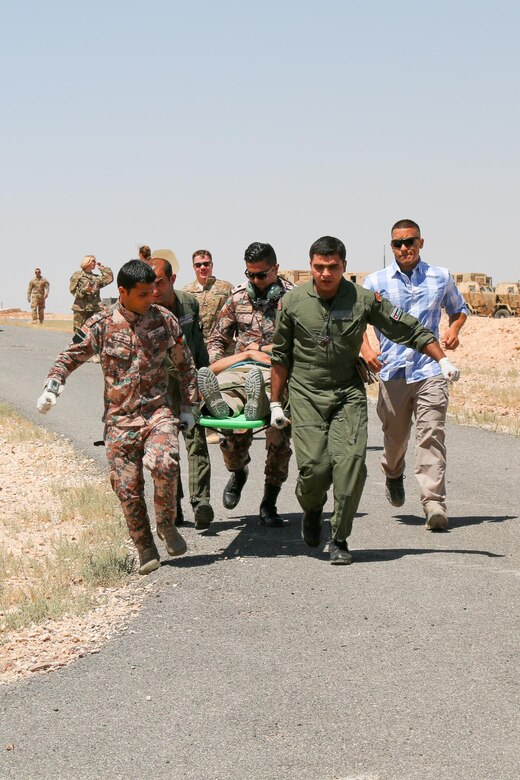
[390,306,404,321]
[72,329,87,344]
[231,283,247,295]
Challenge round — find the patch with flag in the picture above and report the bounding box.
[390,306,404,321]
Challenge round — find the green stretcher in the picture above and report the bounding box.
[199,413,267,430]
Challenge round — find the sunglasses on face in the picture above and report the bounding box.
[194,261,212,268]
[391,237,419,249]
[244,268,272,281]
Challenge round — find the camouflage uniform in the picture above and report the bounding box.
[207,279,294,486]
[165,290,211,509]
[45,302,196,551]
[69,266,114,333]
[182,276,233,341]
[27,276,49,323]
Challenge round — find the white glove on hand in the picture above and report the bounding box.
[439,357,460,382]
[270,402,290,429]
[36,379,64,414]
[179,405,196,433]
[36,391,58,414]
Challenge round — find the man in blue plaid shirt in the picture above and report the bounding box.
[362,219,467,531]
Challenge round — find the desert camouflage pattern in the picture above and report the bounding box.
[27,276,49,322]
[46,301,197,426]
[105,411,180,547]
[69,266,114,330]
[220,426,291,487]
[207,278,294,363]
[182,276,233,341]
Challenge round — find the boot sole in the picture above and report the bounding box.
[244,368,269,421]
[197,368,229,419]
[425,512,448,531]
[139,558,160,575]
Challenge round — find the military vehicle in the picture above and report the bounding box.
[456,281,516,318]
[495,282,520,317]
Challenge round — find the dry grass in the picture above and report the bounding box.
[0,318,72,333]
[0,405,134,633]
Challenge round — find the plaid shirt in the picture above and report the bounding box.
[363,259,468,383]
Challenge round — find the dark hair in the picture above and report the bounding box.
[391,219,421,235]
[117,259,156,290]
[192,249,212,262]
[244,242,277,266]
[309,236,346,262]
[138,245,151,260]
[151,257,173,280]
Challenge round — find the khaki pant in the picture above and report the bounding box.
[377,375,448,511]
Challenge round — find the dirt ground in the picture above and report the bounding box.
[1,311,519,685]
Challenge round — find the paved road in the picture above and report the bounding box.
[1,324,519,780]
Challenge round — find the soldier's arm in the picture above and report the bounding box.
[98,266,114,288]
[69,272,81,295]
[27,281,32,301]
[44,280,49,298]
[369,294,437,354]
[167,329,197,406]
[45,321,98,386]
[360,332,383,372]
[207,296,237,363]
[191,301,209,368]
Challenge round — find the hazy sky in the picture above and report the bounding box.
[2,0,519,312]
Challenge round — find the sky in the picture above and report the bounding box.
[2,0,519,312]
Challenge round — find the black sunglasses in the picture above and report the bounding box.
[391,237,419,249]
[244,268,272,281]
[194,261,212,268]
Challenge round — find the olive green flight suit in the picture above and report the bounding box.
[272,279,437,544]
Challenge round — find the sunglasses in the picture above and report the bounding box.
[391,237,419,249]
[244,268,272,281]
[194,261,212,268]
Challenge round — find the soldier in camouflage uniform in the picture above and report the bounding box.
[202,242,293,527]
[182,249,233,341]
[70,255,114,333]
[27,268,49,323]
[149,252,214,531]
[37,260,197,575]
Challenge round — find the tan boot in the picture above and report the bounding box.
[157,524,187,557]
[137,545,160,575]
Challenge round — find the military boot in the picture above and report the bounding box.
[302,508,323,547]
[137,544,161,575]
[244,367,270,421]
[175,499,185,527]
[259,484,285,527]
[193,500,214,531]
[223,467,249,509]
[329,538,353,566]
[156,523,187,557]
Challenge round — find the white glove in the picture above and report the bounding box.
[439,357,460,382]
[270,402,290,429]
[36,379,63,414]
[36,391,57,414]
[179,405,196,433]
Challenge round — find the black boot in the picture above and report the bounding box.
[302,508,322,547]
[223,467,249,509]
[259,484,285,528]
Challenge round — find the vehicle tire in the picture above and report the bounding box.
[493,309,512,318]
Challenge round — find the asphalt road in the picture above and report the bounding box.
[1,324,519,780]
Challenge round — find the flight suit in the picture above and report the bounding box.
[165,290,211,509]
[272,279,437,543]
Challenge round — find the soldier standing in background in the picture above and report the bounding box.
[182,250,232,341]
[27,267,49,323]
[70,255,114,333]
[139,245,152,262]
[149,249,215,531]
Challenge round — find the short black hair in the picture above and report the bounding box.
[309,236,346,262]
[117,259,156,290]
[391,219,421,235]
[244,242,277,266]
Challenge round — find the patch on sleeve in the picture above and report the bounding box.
[390,306,404,321]
[72,329,87,344]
